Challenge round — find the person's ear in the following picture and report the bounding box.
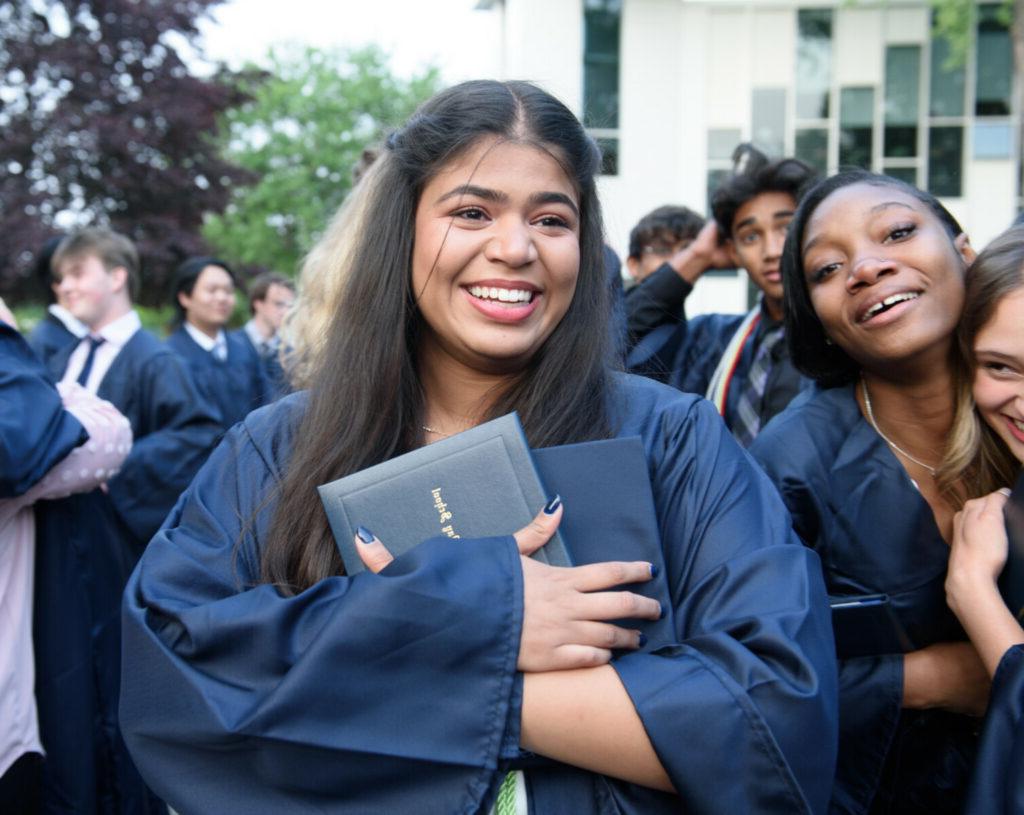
[109,265,129,294]
[625,256,640,281]
[954,233,976,266]
[177,290,192,312]
[726,240,741,268]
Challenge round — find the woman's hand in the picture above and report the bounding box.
[354,498,661,673]
[946,489,1011,618]
[902,641,991,716]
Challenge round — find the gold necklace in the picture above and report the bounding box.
[860,377,938,476]
[421,424,451,439]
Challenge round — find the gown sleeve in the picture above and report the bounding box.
[106,349,221,548]
[964,644,1024,815]
[0,324,87,497]
[750,410,904,814]
[611,395,839,814]
[120,403,527,815]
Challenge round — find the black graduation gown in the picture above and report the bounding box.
[167,325,270,430]
[751,385,980,815]
[965,644,1024,814]
[35,328,220,814]
[121,374,839,814]
[26,312,80,373]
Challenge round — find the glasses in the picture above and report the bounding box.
[640,239,693,258]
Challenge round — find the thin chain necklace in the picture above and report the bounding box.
[860,377,938,476]
[421,424,451,439]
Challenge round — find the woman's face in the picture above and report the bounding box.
[179,265,236,332]
[800,182,974,372]
[411,137,581,375]
[972,288,1024,463]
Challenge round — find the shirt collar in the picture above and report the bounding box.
[48,304,89,338]
[94,309,141,349]
[184,321,226,354]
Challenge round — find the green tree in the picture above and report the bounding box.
[203,45,440,276]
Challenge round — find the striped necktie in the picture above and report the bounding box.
[732,326,784,448]
[76,336,106,387]
[494,771,517,815]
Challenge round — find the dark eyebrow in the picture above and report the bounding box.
[870,201,916,214]
[773,210,795,220]
[435,185,580,218]
[975,349,1021,364]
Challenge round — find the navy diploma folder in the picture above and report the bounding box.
[829,594,913,659]
[1000,467,1024,621]
[318,413,571,575]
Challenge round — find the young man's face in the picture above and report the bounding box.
[728,191,796,305]
[627,235,694,284]
[54,252,127,330]
[252,283,295,334]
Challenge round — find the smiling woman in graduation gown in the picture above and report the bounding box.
[120,79,837,815]
[751,171,988,815]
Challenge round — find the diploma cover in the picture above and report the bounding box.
[319,413,570,575]
[1001,467,1024,621]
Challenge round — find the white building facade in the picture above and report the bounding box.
[478,0,1021,314]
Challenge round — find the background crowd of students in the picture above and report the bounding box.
[1,78,1022,815]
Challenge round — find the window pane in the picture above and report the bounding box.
[973,122,1012,159]
[928,126,963,197]
[884,166,918,185]
[583,0,621,129]
[929,31,965,116]
[752,88,786,158]
[596,137,619,176]
[708,128,742,161]
[884,46,920,158]
[796,9,832,119]
[795,128,828,174]
[840,87,874,169]
[976,4,1011,116]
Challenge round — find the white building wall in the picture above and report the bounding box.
[479,0,1021,315]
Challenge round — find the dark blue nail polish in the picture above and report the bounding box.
[543,495,562,514]
[638,632,648,648]
[649,563,659,578]
[356,526,375,544]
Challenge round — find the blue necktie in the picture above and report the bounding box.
[733,326,784,448]
[76,336,106,387]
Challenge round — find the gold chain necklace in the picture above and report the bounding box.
[421,424,451,439]
[860,377,938,476]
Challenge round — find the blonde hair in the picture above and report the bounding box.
[938,225,1024,507]
[280,156,383,389]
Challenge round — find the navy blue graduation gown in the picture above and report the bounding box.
[26,311,79,371]
[964,644,1024,814]
[0,323,85,496]
[166,325,270,431]
[751,385,979,815]
[230,327,291,400]
[121,374,838,814]
[49,328,223,551]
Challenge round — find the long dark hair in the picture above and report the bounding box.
[781,170,965,387]
[262,80,614,593]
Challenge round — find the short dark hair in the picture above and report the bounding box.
[52,227,140,301]
[781,169,966,387]
[710,144,816,239]
[627,205,704,259]
[248,272,295,314]
[171,256,236,325]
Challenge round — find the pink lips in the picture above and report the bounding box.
[1005,415,1024,444]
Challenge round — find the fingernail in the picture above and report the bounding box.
[638,632,647,648]
[356,525,375,544]
[543,495,562,515]
[657,602,664,619]
[999,487,1012,496]
[649,563,659,578]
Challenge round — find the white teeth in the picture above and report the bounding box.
[1013,418,1024,433]
[864,292,919,320]
[468,285,533,303]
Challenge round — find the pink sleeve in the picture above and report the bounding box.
[23,382,133,503]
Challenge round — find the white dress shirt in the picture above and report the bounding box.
[183,322,228,361]
[61,310,142,394]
